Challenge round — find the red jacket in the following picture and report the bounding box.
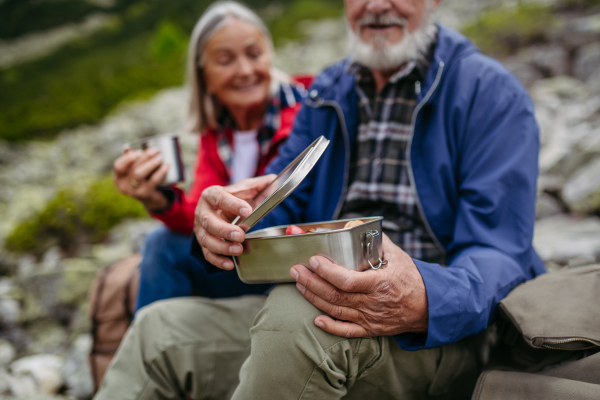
[150,76,312,235]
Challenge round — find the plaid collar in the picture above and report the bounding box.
[215,82,305,178]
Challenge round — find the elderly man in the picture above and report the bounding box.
[96,0,545,399]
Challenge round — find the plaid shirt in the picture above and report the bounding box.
[340,36,444,264]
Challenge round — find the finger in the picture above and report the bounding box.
[294,281,361,323]
[308,256,379,294]
[146,162,169,188]
[226,174,276,194]
[113,150,142,175]
[202,247,235,271]
[314,315,371,338]
[197,211,246,245]
[131,154,163,182]
[291,264,359,307]
[196,228,243,256]
[203,186,252,220]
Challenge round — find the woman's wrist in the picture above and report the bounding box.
[143,189,172,213]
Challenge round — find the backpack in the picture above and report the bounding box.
[472,264,600,399]
[87,253,141,393]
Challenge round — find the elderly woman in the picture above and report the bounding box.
[113,1,310,311]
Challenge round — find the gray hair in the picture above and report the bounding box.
[186,1,289,133]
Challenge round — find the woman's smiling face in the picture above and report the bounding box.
[201,19,272,117]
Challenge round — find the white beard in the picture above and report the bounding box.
[347,13,437,71]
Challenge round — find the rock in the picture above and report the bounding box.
[62,335,93,399]
[57,263,99,307]
[519,44,570,78]
[502,56,544,88]
[41,247,62,273]
[0,299,20,328]
[535,192,563,220]
[0,340,16,367]
[574,42,600,82]
[8,373,38,396]
[533,215,600,264]
[0,367,11,394]
[23,321,69,357]
[563,158,600,214]
[10,354,64,395]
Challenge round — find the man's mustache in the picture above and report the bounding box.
[357,14,407,29]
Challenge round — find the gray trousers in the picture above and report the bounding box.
[95,284,486,400]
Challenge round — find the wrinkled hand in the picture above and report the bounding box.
[290,234,428,338]
[113,148,170,210]
[194,175,276,270]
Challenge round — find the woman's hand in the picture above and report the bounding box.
[194,175,275,270]
[113,148,171,210]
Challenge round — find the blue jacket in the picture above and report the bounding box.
[256,25,546,350]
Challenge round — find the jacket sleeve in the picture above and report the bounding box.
[150,133,228,235]
[396,72,543,350]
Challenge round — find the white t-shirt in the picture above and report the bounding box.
[231,129,259,184]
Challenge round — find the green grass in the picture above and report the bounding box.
[4,176,147,257]
[0,0,343,142]
[462,4,557,56]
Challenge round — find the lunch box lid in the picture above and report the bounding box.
[232,135,330,230]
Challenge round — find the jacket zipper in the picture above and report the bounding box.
[537,337,600,351]
[305,96,351,219]
[407,61,446,260]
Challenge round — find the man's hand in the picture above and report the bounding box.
[290,234,428,338]
[194,175,276,270]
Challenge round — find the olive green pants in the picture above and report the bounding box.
[95,284,485,400]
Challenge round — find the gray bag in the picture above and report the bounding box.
[472,264,600,400]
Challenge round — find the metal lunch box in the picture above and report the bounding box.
[231,136,387,284]
[234,217,385,284]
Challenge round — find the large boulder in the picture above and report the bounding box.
[10,355,64,395]
[574,42,600,82]
[0,340,16,367]
[563,158,600,214]
[533,214,600,264]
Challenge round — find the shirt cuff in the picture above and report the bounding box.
[146,187,178,214]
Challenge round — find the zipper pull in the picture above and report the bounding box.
[415,81,422,95]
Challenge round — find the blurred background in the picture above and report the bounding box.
[0,0,599,398]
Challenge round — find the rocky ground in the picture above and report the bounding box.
[0,1,599,399]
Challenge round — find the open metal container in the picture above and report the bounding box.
[231,136,385,284]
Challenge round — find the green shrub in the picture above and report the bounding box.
[462,4,556,56]
[0,0,339,142]
[150,21,188,60]
[4,176,147,257]
[268,0,344,46]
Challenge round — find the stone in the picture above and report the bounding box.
[0,299,20,328]
[574,42,600,82]
[502,56,544,88]
[62,334,93,399]
[0,340,16,367]
[533,215,600,264]
[41,247,62,273]
[10,354,64,395]
[0,367,11,395]
[535,192,563,220]
[519,44,570,78]
[23,321,69,357]
[563,158,600,214]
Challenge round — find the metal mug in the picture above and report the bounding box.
[123,134,185,186]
